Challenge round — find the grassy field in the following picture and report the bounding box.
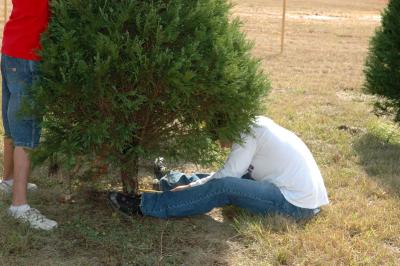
[1,0,400,265]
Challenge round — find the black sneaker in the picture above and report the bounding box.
[107,192,142,218]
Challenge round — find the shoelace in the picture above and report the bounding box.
[22,208,47,223]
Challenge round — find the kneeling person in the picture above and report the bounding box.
[108,116,329,221]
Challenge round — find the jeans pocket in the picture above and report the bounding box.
[4,57,37,120]
[4,59,32,95]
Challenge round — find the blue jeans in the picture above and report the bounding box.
[1,54,41,148]
[158,171,254,191]
[141,177,319,221]
[158,172,210,191]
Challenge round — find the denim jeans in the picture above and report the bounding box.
[1,54,41,148]
[141,177,319,221]
[158,172,210,191]
[158,171,254,191]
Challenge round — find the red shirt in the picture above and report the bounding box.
[1,0,49,61]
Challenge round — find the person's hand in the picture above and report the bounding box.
[171,184,191,192]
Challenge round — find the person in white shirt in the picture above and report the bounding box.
[108,116,329,221]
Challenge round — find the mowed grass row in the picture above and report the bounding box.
[1,0,400,265]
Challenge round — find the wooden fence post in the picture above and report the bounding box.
[4,0,8,22]
[281,0,287,53]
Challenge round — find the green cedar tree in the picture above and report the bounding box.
[33,0,270,193]
[364,0,400,122]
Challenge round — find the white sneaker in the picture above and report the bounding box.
[0,180,38,195]
[8,207,58,231]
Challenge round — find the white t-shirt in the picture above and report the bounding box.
[190,116,329,209]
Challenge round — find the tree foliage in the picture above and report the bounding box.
[33,0,269,191]
[364,0,400,122]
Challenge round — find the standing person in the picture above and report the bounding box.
[108,116,329,221]
[0,0,57,230]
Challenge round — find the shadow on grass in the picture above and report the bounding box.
[0,189,242,265]
[0,186,304,265]
[353,133,400,195]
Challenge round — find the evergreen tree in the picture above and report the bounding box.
[364,0,400,122]
[33,0,269,193]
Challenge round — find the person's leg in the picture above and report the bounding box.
[11,147,30,206]
[1,56,13,182]
[3,55,56,230]
[140,177,290,219]
[1,65,37,193]
[0,56,15,194]
[3,137,14,181]
[159,172,202,191]
[159,172,186,191]
[5,56,35,206]
[1,137,37,193]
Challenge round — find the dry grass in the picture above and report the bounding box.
[1,0,400,265]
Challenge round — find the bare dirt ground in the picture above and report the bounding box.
[1,0,400,265]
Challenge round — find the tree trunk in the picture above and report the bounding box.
[48,154,60,178]
[120,156,139,195]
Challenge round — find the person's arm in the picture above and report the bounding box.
[189,134,257,188]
